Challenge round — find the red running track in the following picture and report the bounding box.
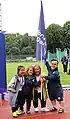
[0,90,70,119]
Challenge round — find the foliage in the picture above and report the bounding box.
[45,24,63,53]
[63,21,70,48]
[5,21,70,58]
[21,46,34,55]
[9,47,20,55]
[6,33,36,57]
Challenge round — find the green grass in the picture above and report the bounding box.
[6,62,70,85]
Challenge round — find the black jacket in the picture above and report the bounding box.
[22,76,40,95]
[45,61,61,90]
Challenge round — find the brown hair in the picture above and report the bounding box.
[33,64,41,75]
[26,66,34,75]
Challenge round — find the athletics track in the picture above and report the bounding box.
[0,90,70,119]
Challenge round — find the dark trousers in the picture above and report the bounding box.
[15,91,24,111]
[33,90,46,108]
[63,64,68,72]
[16,91,32,111]
[25,95,32,111]
[12,107,18,113]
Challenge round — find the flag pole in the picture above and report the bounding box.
[41,45,43,72]
[41,45,43,100]
[36,0,47,100]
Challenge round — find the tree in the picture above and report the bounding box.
[63,21,70,48]
[31,36,36,52]
[9,47,20,55]
[45,24,63,53]
[21,46,34,55]
[5,32,36,58]
[5,33,22,55]
[21,33,30,47]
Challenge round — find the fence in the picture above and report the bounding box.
[6,48,70,62]
[48,48,68,61]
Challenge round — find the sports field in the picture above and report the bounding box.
[6,62,70,85]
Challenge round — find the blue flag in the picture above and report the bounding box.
[36,0,47,61]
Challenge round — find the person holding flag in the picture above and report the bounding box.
[43,59,64,113]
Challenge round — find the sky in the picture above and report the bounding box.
[0,0,70,36]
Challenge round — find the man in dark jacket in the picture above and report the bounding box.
[61,55,68,73]
[67,56,70,75]
[44,59,64,113]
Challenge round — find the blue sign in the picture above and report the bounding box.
[0,33,7,94]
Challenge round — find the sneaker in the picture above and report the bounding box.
[20,110,25,114]
[58,108,64,113]
[41,107,49,112]
[16,110,21,115]
[34,108,39,112]
[50,107,57,112]
[12,112,18,118]
[26,110,31,114]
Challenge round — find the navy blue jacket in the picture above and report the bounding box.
[45,61,62,91]
[61,56,68,65]
[22,76,41,95]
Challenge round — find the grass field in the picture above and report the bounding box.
[6,62,70,85]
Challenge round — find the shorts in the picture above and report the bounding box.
[48,87,63,101]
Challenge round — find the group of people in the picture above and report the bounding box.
[8,59,64,118]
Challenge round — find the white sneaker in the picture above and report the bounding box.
[34,108,39,112]
[41,107,49,112]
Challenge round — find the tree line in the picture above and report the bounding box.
[6,21,70,58]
